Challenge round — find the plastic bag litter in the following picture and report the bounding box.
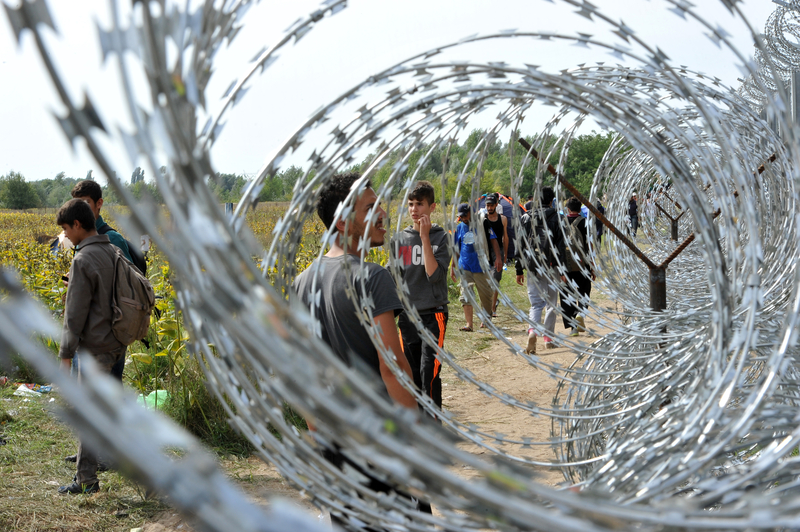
[136,390,169,410]
[13,384,52,397]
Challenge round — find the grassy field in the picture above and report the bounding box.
[0,385,168,531]
[0,203,611,530]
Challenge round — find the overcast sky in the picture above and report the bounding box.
[0,0,779,183]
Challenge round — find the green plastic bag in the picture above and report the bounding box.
[136,390,169,410]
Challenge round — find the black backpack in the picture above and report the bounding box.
[98,223,147,276]
[564,217,588,273]
[521,208,558,268]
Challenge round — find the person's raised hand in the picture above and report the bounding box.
[418,214,432,239]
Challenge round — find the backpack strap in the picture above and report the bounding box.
[97,222,114,235]
[108,248,129,328]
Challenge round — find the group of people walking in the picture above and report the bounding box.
[453,187,596,354]
[54,171,598,524]
[290,175,601,523]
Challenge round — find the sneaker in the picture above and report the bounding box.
[58,481,99,495]
[64,454,77,463]
[569,328,579,337]
[576,315,586,333]
[525,330,537,354]
[543,336,556,349]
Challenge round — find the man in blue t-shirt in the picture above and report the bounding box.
[451,203,500,331]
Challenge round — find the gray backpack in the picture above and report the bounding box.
[110,249,155,345]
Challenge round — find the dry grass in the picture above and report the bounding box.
[0,385,168,532]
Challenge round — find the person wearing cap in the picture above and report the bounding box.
[481,193,508,317]
[452,203,500,331]
[628,192,639,237]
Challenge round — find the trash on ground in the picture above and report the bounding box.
[13,383,52,397]
[136,390,169,410]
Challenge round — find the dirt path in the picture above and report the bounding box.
[140,294,618,532]
[442,302,616,488]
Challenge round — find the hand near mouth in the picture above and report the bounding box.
[418,214,432,240]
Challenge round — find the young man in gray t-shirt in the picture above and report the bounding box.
[293,172,427,521]
[293,173,416,404]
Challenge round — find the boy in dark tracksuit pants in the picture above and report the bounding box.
[391,181,451,417]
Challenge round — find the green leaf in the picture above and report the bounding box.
[130,352,153,364]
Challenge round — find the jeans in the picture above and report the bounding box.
[526,273,558,337]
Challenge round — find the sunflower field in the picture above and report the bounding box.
[0,203,397,451]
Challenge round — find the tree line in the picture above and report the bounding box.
[0,130,614,209]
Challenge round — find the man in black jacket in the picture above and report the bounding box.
[562,197,595,336]
[515,187,564,353]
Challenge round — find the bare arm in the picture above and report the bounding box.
[374,311,417,409]
[452,230,461,281]
[502,215,509,261]
[491,238,502,272]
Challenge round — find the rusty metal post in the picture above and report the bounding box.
[649,267,667,312]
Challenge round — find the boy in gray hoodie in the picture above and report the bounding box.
[391,181,451,414]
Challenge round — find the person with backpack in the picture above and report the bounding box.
[69,180,147,378]
[63,181,153,468]
[562,197,596,336]
[595,197,606,245]
[70,181,132,263]
[55,200,136,494]
[515,187,565,353]
[452,203,501,331]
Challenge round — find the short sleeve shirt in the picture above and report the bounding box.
[293,255,403,389]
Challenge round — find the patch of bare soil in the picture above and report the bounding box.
[142,298,618,531]
[442,302,616,487]
[141,457,319,532]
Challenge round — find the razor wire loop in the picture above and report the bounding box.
[6,0,800,529]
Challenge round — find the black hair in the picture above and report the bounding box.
[566,197,582,213]
[408,180,435,205]
[56,198,96,231]
[71,180,103,202]
[316,172,373,228]
[541,186,555,207]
